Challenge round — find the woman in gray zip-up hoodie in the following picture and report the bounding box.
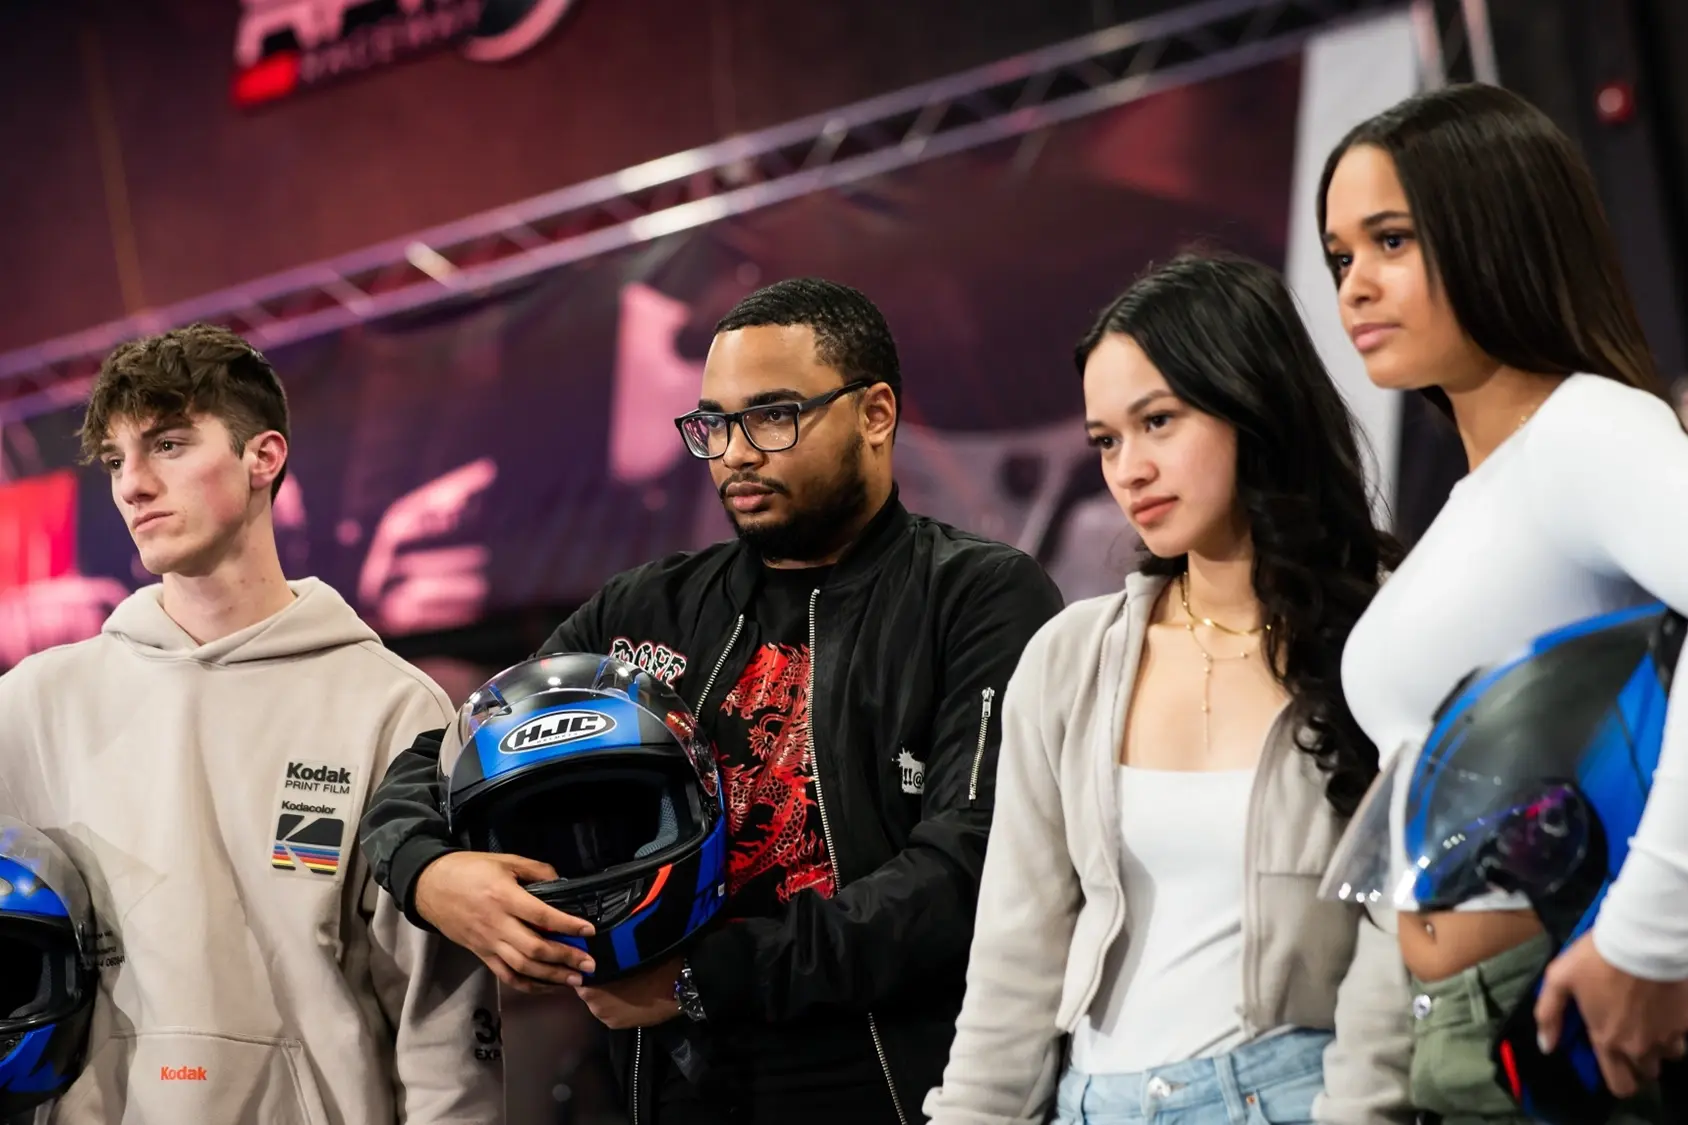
[924,254,1414,1125]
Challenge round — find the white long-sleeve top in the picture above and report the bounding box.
[1342,373,1688,980]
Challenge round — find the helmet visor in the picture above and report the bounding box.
[471,758,709,884]
[0,819,92,946]
[1320,739,1596,918]
[1319,741,1421,910]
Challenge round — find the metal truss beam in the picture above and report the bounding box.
[0,0,1397,422]
[1409,0,1498,89]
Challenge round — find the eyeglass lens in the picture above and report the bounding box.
[680,404,800,458]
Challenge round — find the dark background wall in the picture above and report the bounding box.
[1,52,1305,673]
[1486,0,1686,377]
[1632,0,1688,374]
[10,0,1688,554]
[0,0,1197,354]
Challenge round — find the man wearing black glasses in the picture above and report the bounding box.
[358,277,1063,1124]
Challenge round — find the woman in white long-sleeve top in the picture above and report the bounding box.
[922,251,1414,1125]
[1322,82,1688,1123]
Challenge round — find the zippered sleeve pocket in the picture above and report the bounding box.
[967,687,997,805]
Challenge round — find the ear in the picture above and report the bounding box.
[246,431,289,496]
[860,383,898,449]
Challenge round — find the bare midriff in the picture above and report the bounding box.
[1399,907,1546,982]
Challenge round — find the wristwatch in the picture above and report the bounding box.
[673,958,707,1022]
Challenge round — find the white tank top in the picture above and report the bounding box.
[1071,765,1255,1074]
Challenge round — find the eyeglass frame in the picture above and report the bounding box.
[673,379,875,460]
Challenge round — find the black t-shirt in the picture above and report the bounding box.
[656,565,891,1122]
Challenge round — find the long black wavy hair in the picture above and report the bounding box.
[1076,251,1404,816]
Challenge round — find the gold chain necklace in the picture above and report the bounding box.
[1180,573,1270,638]
[1480,392,1551,460]
[1179,573,1268,755]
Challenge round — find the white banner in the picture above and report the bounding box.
[1283,10,1421,530]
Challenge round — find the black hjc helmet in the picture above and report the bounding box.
[441,653,728,982]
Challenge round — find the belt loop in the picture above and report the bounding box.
[1465,963,1489,1024]
[1213,1048,1248,1121]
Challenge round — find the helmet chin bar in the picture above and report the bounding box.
[540,877,645,931]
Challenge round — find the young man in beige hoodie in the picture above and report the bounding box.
[0,324,501,1124]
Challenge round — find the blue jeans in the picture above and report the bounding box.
[1052,1029,1333,1124]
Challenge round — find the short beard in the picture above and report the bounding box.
[729,435,870,564]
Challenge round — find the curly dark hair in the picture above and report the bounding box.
[1076,252,1404,816]
[81,322,290,499]
[716,277,902,428]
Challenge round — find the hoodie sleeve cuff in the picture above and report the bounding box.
[684,922,756,1024]
[389,838,457,933]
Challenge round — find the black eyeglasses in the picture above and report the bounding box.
[674,381,872,460]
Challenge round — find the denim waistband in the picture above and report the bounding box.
[1055,1028,1333,1120]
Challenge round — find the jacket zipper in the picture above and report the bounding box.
[1238,707,1287,1038]
[628,1029,642,1125]
[966,687,996,803]
[693,615,747,714]
[630,615,747,1125]
[807,588,910,1125]
[1078,590,1133,1027]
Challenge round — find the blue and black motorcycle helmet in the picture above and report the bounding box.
[0,817,96,1116]
[1323,602,1687,1125]
[441,653,728,984]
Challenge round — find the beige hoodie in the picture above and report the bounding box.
[0,578,501,1125]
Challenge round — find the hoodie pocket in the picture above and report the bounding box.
[51,1029,331,1125]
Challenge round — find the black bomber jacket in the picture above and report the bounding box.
[357,489,1065,1123]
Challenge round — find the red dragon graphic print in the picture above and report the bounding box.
[717,642,836,904]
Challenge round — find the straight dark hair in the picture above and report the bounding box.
[1317,83,1665,416]
[1076,251,1403,816]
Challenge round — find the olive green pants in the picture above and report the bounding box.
[1408,933,1663,1124]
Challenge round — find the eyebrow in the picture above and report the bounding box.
[97,420,194,456]
[696,387,809,412]
[1085,390,1177,429]
[1323,209,1413,244]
